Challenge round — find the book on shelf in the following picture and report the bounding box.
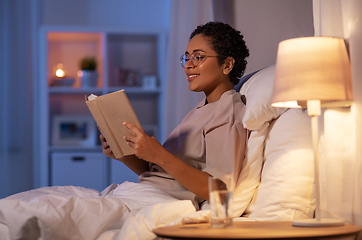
[85,89,142,158]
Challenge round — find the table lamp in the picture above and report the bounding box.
[271,37,353,227]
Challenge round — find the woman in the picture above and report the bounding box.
[101,21,250,209]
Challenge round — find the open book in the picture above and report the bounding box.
[85,90,142,158]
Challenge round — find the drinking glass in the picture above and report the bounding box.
[208,175,233,228]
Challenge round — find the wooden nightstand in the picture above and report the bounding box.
[153,221,362,240]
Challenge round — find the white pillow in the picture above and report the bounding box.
[247,108,315,220]
[232,123,269,217]
[230,65,288,217]
[240,65,287,131]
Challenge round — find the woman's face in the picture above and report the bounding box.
[184,34,230,101]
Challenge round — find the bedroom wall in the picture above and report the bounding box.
[41,0,171,29]
[347,0,362,226]
[314,0,362,228]
[234,0,314,74]
[0,0,35,199]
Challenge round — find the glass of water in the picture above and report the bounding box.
[208,175,233,228]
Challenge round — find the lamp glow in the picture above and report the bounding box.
[271,101,300,108]
[55,63,65,78]
[271,37,353,227]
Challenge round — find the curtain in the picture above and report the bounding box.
[0,0,39,198]
[313,0,362,229]
[163,0,233,140]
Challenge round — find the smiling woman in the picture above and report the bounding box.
[101,21,251,210]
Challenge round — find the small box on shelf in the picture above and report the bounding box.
[141,75,157,90]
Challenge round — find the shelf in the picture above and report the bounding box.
[49,86,161,94]
[47,32,103,89]
[37,26,166,190]
[49,87,103,94]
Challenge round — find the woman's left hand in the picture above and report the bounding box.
[123,122,166,164]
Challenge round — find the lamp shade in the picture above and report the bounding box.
[271,37,353,108]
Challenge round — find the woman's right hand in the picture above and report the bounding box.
[99,131,150,175]
[100,133,117,159]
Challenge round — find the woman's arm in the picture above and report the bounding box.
[156,150,212,200]
[123,122,211,200]
[100,133,150,175]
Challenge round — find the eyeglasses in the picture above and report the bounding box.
[180,52,219,68]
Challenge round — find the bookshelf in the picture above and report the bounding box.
[36,26,166,191]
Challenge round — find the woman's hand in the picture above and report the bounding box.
[99,124,150,175]
[124,121,211,200]
[100,133,118,160]
[123,122,166,164]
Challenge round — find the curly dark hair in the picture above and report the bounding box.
[190,22,250,85]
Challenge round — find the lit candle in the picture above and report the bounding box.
[55,63,65,78]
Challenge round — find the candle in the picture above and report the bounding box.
[55,63,65,78]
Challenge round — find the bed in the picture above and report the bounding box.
[0,65,315,240]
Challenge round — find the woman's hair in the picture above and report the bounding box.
[190,22,250,85]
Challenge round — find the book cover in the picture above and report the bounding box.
[85,90,142,158]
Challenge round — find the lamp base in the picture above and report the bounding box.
[293,218,344,227]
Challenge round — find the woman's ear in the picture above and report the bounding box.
[223,57,235,75]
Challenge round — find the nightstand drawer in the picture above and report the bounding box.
[51,152,107,191]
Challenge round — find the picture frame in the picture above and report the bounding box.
[141,75,157,89]
[52,115,96,147]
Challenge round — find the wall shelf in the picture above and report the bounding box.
[36,26,167,190]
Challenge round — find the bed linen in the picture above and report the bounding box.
[0,182,197,240]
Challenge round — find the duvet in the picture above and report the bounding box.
[0,181,207,240]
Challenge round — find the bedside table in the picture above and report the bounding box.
[153,221,362,239]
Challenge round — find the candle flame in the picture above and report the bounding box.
[56,68,65,78]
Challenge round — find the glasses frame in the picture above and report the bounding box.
[180,52,220,68]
